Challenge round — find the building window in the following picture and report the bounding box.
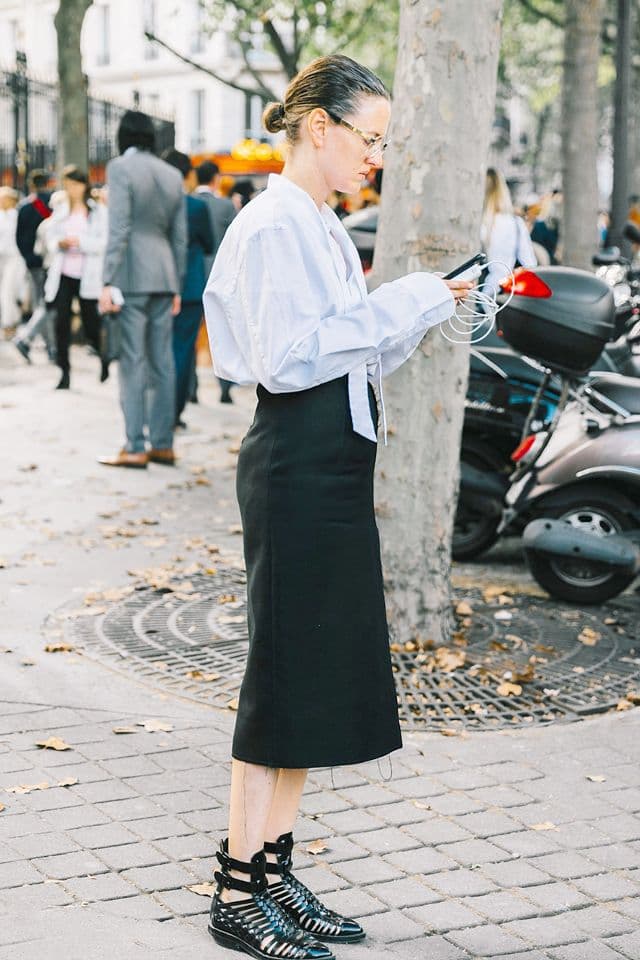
[96,5,110,66]
[143,0,159,60]
[190,89,206,152]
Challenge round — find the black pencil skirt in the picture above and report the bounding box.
[232,374,403,769]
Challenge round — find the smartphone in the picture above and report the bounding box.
[444,253,487,281]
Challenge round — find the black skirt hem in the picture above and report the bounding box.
[230,739,403,771]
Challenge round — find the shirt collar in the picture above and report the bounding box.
[267,173,334,231]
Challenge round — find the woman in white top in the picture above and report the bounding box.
[204,55,471,960]
[45,166,107,389]
[481,167,537,296]
[0,186,25,331]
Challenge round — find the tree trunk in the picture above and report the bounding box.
[55,0,93,172]
[560,0,603,269]
[372,0,503,647]
[630,4,640,197]
[609,0,632,253]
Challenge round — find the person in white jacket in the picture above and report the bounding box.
[481,167,537,297]
[0,187,25,331]
[45,166,107,389]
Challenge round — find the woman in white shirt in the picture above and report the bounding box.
[0,187,24,331]
[45,166,107,389]
[204,55,471,960]
[481,167,537,296]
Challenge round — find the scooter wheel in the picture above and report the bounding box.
[525,549,635,605]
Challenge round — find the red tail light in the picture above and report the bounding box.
[511,435,537,462]
[500,268,553,298]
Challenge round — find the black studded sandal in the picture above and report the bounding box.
[209,839,335,960]
[264,832,365,943]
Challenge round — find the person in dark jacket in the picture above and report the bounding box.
[13,170,55,361]
[162,149,214,427]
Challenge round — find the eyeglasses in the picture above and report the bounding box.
[326,111,388,164]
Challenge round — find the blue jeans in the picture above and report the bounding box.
[172,301,202,421]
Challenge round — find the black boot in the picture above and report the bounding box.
[209,839,334,960]
[56,370,70,390]
[265,833,365,943]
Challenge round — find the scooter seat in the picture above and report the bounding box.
[588,373,640,414]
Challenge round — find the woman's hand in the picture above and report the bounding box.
[444,278,475,303]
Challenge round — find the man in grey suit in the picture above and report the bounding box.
[98,111,187,469]
[194,160,236,403]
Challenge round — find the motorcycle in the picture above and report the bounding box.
[455,266,640,604]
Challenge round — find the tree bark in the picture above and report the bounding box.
[55,0,93,172]
[609,0,632,252]
[560,0,604,269]
[372,0,503,647]
[630,4,640,197]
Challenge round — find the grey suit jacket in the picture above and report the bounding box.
[103,150,187,295]
[194,186,235,277]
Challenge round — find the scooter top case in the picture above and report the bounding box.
[496,267,615,375]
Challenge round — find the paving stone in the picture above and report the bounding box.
[335,783,398,806]
[319,809,384,834]
[0,880,74,911]
[491,830,563,858]
[41,805,111,831]
[503,914,589,948]
[401,755,458,777]
[581,843,640,870]
[369,877,442,908]
[386,777,448,799]
[31,850,108,880]
[16,785,85,812]
[10,831,80,859]
[317,887,387,917]
[0,842,19,864]
[452,810,523,839]
[95,841,169,871]
[331,856,404,886]
[436,769,497,791]
[99,756,163,778]
[521,881,591,912]
[153,887,210,916]
[472,786,534,808]
[292,864,350,894]
[47,762,111,784]
[121,862,198,892]
[605,931,640,959]
[68,822,138,850]
[0,812,50,838]
[307,769,368,790]
[152,834,212,861]
[574,872,640,901]
[610,897,640,922]
[349,909,425,942]
[406,899,484,932]
[481,859,551,887]
[427,795,486,816]
[98,894,173,921]
[461,891,540,923]
[403,818,474,846]
[447,923,530,957]
[119,773,184,799]
[438,839,512,866]
[73,780,137,804]
[373,801,431,826]
[350,826,421,855]
[151,749,210,771]
[0,860,44,888]
[595,815,640,843]
[128,815,195,841]
[601,788,640,813]
[298,792,351,816]
[383,847,460,876]
[63,872,140,902]
[315,835,369,863]
[532,851,603,880]
[386,936,470,960]
[473,762,545,785]
[153,789,213,815]
[548,941,628,960]
[412,866,499,902]
[95,797,166,821]
[568,904,636,938]
[551,820,611,850]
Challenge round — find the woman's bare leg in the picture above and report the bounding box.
[264,768,308,871]
[222,758,279,902]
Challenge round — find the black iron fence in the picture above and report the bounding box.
[1,56,175,190]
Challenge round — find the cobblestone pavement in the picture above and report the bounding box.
[2,343,640,960]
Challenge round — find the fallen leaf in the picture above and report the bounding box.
[483,585,512,603]
[578,627,601,646]
[218,594,238,605]
[586,775,606,783]
[138,719,173,733]
[6,782,50,795]
[434,647,466,673]
[112,726,138,735]
[44,642,75,653]
[412,800,431,810]
[35,737,71,751]
[58,777,79,788]
[228,525,243,535]
[455,600,473,617]
[531,822,558,831]
[440,727,467,738]
[497,681,522,697]
[185,670,221,682]
[616,698,634,712]
[306,840,328,855]
[0,803,5,812]
[227,697,240,711]
[218,615,245,625]
[188,882,217,897]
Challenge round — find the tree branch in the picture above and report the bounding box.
[144,30,266,98]
[517,0,565,29]
[259,15,297,77]
[329,0,380,55]
[237,37,278,101]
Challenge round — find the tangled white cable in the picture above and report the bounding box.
[439,259,516,345]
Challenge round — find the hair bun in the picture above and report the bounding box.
[263,101,286,134]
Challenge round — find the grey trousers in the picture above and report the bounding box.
[15,268,55,352]
[118,293,175,453]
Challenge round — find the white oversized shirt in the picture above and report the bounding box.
[203,174,455,442]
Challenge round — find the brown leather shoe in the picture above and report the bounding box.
[98,449,148,469]
[148,448,176,465]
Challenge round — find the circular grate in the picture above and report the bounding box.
[58,571,640,730]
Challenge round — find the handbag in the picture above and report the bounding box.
[100,310,121,363]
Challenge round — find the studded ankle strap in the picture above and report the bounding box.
[264,831,294,875]
[214,838,268,894]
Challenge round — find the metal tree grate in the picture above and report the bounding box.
[57,571,640,730]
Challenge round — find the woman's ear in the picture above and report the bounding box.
[307,108,329,148]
